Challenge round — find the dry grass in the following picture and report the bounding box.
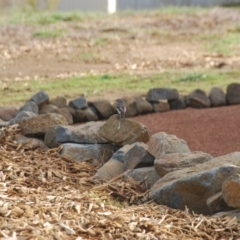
[0,126,240,239]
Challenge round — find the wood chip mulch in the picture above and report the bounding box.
[0,126,239,240]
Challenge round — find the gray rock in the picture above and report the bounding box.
[209,87,226,107]
[148,132,190,159]
[19,113,68,136]
[93,142,154,181]
[146,88,179,102]
[98,114,149,147]
[83,107,98,121]
[60,143,117,163]
[152,101,170,113]
[49,96,67,108]
[206,192,233,214]
[168,96,186,110]
[59,107,73,125]
[39,104,60,115]
[0,106,19,121]
[44,122,108,148]
[226,83,240,105]
[14,134,48,150]
[187,89,211,108]
[222,173,240,208]
[154,151,212,177]
[147,152,240,214]
[30,90,49,108]
[123,98,138,117]
[135,97,153,114]
[19,101,39,114]
[123,167,160,189]
[89,99,115,119]
[0,119,9,127]
[69,96,88,110]
[8,111,37,126]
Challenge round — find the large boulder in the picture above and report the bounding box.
[89,99,115,119]
[222,173,240,209]
[19,113,68,136]
[44,122,108,148]
[146,88,179,102]
[83,107,98,121]
[98,115,149,146]
[148,132,190,159]
[0,106,19,121]
[209,87,226,107]
[187,89,211,108]
[226,83,240,105]
[94,142,154,181]
[168,96,186,110]
[154,151,212,177]
[30,90,49,108]
[60,143,117,163]
[146,152,240,214]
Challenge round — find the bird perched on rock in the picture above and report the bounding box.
[115,99,126,129]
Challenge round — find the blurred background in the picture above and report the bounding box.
[1,0,240,13]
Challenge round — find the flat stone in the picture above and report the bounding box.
[19,113,68,136]
[69,96,88,110]
[154,151,212,177]
[44,122,108,148]
[123,167,160,189]
[89,99,115,119]
[60,143,118,163]
[0,106,19,121]
[187,89,211,108]
[98,114,149,146]
[148,132,190,159]
[135,97,153,114]
[49,96,67,108]
[39,104,60,115]
[152,101,170,112]
[30,90,49,108]
[222,173,240,208]
[19,101,39,114]
[147,152,240,214]
[146,88,179,102]
[226,83,240,105]
[209,87,226,107]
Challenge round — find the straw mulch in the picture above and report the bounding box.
[0,126,240,240]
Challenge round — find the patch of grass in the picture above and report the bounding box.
[203,32,240,55]
[33,28,64,38]
[1,69,238,107]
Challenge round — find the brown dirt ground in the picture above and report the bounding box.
[0,7,240,157]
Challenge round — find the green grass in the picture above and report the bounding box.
[33,28,64,37]
[1,69,238,107]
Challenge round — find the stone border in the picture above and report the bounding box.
[0,82,239,126]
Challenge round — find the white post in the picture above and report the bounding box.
[108,0,116,14]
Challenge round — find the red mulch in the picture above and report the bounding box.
[133,104,240,157]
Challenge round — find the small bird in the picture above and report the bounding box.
[115,99,126,129]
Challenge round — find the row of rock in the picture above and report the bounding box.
[0,82,240,125]
[6,109,240,219]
